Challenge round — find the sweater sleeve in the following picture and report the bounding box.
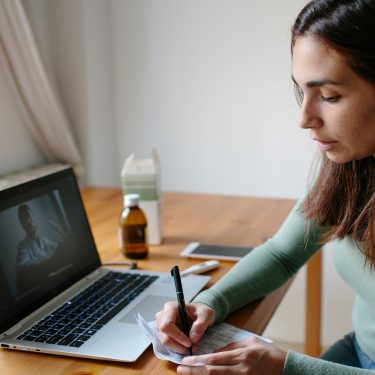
[192,200,372,374]
[284,351,375,374]
[193,198,328,322]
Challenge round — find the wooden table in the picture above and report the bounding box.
[0,188,298,374]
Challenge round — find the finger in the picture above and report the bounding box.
[178,365,239,375]
[189,321,209,344]
[157,302,192,348]
[155,301,179,329]
[159,321,192,349]
[182,350,243,366]
[177,365,208,375]
[213,341,244,353]
[158,332,189,354]
[214,336,260,353]
[188,310,212,344]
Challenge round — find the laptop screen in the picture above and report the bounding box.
[0,168,101,333]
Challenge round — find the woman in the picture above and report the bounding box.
[156,0,375,374]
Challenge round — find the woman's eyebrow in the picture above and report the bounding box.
[306,78,344,88]
[292,76,344,88]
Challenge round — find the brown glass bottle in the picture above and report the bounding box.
[119,194,149,259]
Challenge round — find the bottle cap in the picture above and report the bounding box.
[124,193,140,207]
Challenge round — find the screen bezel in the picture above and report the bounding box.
[0,167,101,334]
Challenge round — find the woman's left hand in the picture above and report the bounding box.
[177,336,287,375]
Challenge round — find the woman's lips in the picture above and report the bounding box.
[314,138,338,151]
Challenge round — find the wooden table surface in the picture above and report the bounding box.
[0,188,296,375]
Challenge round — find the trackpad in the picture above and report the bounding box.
[119,295,172,324]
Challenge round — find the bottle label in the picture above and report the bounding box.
[124,224,147,244]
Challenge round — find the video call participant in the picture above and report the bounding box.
[16,204,67,295]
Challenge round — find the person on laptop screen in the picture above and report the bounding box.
[17,204,58,264]
[155,0,375,374]
[16,203,70,295]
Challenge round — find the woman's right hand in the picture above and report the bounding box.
[155,301,216,354]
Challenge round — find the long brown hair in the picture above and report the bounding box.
[291,0,375,266]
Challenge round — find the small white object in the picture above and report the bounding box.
[181,260,220,276]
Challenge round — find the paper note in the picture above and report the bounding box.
[136,313,272,365]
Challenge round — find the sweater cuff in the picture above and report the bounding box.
[283,350,373,375]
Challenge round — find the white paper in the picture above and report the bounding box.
[136,313,272,365]
[136,313,186,364]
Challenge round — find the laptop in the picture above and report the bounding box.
[0,167,210,362]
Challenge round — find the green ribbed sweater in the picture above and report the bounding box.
[193,199,375,374]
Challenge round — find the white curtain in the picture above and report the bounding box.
[0,0,83,169]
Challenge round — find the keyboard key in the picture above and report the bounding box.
[84,329,98,336]
[58,335,78,346]
[69,340,84,348]
[77,334,91,342]
[46,335,64,344]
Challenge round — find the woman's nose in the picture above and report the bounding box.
[299,99,322,129]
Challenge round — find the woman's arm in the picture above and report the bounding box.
[176,344,374,375]
[193,199,328,322]
[284,351,374,374]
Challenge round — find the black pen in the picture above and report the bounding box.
[171,265,193,356]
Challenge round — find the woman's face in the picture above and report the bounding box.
[292,36,375,163]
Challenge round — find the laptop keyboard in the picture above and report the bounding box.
[16,271,158,348]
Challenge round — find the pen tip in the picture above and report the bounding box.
[171,265,179,276]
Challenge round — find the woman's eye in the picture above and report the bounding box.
[321,95,341,103]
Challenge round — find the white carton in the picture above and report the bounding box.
[139,200,163,245]
[121,149,162,245]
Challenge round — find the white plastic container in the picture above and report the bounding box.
[121,149,163,245]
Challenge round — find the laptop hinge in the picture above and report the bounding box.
[2,323,23,338]
[87,269,101,280]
